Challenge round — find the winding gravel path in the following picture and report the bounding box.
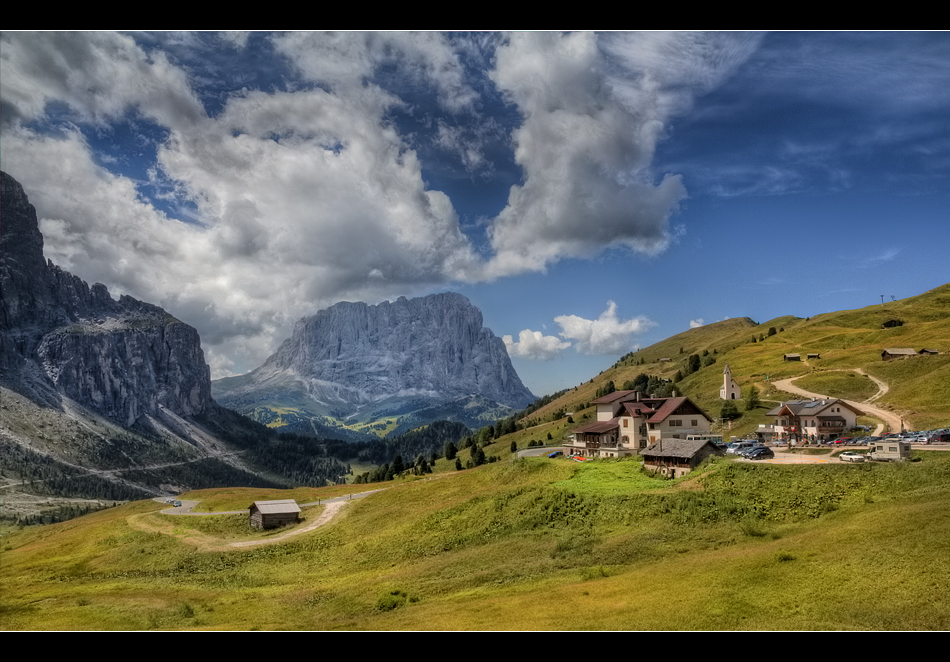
[772,369,903,436]
[144,488,388,550]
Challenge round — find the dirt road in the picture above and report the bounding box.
[772,370,904,436]
[136,489,387,551]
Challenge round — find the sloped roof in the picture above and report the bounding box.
[590,390,638,405]
[250,499,300,514]
[646,397,713,424]
[640,438,717,459]
[571,418,621,434]
[882,348,916,355]
[622,402,656,417]
[767,399,865,418]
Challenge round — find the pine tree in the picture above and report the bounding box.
[746,386,761,411]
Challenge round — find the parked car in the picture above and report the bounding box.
[746,447,774,461]
[737,444,765,457]
[548,451,563,458]
[727,441,758,455]
[839,451,865,463]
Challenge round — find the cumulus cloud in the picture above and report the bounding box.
[0,32,751,377]
[554,301,655,355]
[690,318,705,328]
[483,32,757,277]
[503,330,571,361]
[1,32,485,376]
[0,31,203,130]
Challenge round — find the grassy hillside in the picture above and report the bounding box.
[504,283,950,447]
[2,450,949,630]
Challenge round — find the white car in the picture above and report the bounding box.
[839,451,865,463]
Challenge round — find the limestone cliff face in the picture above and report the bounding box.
[213,293,535,436]
[0,171,211,426]
[256,293,534,409]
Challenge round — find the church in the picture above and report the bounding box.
[720,364,741,400]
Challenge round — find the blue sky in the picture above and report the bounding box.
[2,31,949,397]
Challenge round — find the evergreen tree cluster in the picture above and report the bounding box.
[620,373,678,398]
[3,501,118,528]
[351,421,471,484]
[195,409,349,487]
[120,458,284,491]
[0,438,152,501]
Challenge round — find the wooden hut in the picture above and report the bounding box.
[640,438,722,478]
[881,348,916,361]
[249,499,301,529]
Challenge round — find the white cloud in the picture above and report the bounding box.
[0,31,203,130]
[554,301,655,355]
[273,31,477,113]
[0,32,754,378]
[689,318,705,328]
[1,33,484,377]
[503,330,571,361]
[483,32,757,277]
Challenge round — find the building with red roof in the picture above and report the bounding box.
[566,390,713,458]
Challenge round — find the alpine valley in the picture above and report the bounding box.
[0,171,534,513]
[212,293,536,440]
[0,171,355,505]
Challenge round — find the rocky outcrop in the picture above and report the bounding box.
[268,293,533,407]
[214,293,535,435]
[0,171,212,426]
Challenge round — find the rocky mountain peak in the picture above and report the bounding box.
[214,291,535,437]
[264,292,533,407]
[1,171,212,426]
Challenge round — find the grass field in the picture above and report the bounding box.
[3,451,949,630]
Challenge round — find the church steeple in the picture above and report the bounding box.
[720,364,741,400]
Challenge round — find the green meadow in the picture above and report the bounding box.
[3,451,949,630]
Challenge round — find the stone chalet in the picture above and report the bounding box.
[640,438,723,478]
[566,390,713,458]
[758,399,865,444]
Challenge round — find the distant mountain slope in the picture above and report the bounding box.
[0,171,349,502]
[213,293,535,438]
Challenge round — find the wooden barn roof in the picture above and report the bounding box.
[250,499,301,514]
